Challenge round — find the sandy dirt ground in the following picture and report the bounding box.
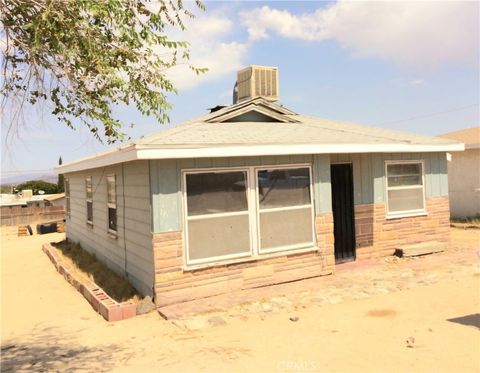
[1,229,479,373]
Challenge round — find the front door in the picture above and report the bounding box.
[331,163,356,263]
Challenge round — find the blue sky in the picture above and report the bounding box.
[1,1,479,181]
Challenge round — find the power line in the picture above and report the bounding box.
[376,103,479,127]
[1,169,54,175]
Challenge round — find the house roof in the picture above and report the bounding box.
[440,126,479,149]
[0,194,27,207]
[43,193,65,201]
[57,97,464,173]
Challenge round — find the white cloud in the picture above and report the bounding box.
[241,7,324,41]
[164,13,248,90]
[240,2,479,68]
[408,79,425,87]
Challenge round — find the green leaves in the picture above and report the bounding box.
[1,0,206,144]
[16,180,60,195]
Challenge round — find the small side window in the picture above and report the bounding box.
[107,175,117,233]
[385,162,426,217]
[85,176,93,225]
[64,178,71,218]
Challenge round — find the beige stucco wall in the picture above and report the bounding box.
[448,149,480,218]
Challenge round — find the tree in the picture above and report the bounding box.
[0,185,12,193]
[1,0,206,143]
[16,180,59,194]
[57,156,64,192]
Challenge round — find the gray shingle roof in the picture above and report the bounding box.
[58,97,464,173]
[135,98,457,147]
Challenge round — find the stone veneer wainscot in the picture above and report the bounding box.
[152,213,335,307]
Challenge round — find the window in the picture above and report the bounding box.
[185,171,251,264]
[107,175,117,233]
[183,165,315,266]
[64,178,70,218]
[85,176,93,224]
[386,161,425,217]
[257,167,314,253]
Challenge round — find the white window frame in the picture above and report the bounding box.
[385,160,427,219]
[106,174,117,236]
[64,178,70,218]
[255,165,316,255]
[182,168,253,266]
[181,164,317,268]
[85,176,93,225]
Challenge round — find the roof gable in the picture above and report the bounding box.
[206,97,298,123]
[222,111,281,122]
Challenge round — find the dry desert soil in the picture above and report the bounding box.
[1,228,479,372]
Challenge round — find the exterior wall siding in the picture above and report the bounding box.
[447,149,480,218]
[354,196,450,259]
[63,151,449,307]
[150,155,328,233]
[150,155,336,306]
[328,152,450,260]
[144,152,447,226]
[152,213,335,307]
[313,154,332,213]
[330,152,449,205]
[65,160,153,296]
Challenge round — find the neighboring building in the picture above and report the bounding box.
[0,191,65,208]
[1,190,42,207]
[441,127,480,218]
[0,193,29,208]
[43,193,66,207]
[0,191,66,227]
[57,66,463,307]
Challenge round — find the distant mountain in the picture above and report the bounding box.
[0,172,57,185]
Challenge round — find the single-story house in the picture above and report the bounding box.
[440,127,480,218]
[57,66,464,307]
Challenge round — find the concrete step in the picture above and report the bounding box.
[395,241,446,257]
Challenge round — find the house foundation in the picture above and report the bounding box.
[153,212,335,307]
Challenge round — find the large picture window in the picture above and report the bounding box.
[107,175,117,233]
[183,165,316,266]
[386,161,425,217]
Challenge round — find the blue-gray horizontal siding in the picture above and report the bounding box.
[150,155,327,233]
[313,154,332,214]
[150,152,448,233]
[329,152,448,205]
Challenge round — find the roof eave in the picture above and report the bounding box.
[56,145,137,174]
[465,143,480,150]
[136,142,464,159]
[56,142,464,174]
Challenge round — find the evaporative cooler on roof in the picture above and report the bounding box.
[235,66,279,103]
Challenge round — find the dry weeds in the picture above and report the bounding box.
[52,240,140,303]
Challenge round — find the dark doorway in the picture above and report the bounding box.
[331,163,356,263]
